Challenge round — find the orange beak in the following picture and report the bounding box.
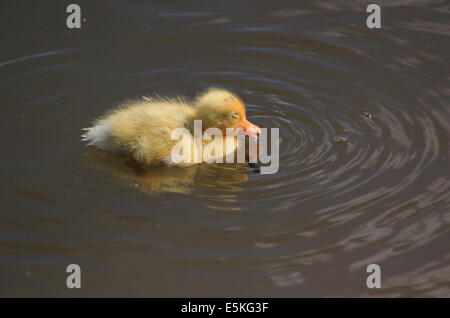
[243,119,261,139]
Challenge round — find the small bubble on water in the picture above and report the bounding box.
[363,111,373,119]
[333,135,348,143]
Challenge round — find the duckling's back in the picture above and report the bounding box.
[82,97,195,164]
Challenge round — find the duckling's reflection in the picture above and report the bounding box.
[84,148,249,194]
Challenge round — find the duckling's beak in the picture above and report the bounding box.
[243,120,261,139]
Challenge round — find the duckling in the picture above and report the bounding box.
[82,88,261,166]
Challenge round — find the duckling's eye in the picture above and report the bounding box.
[230,112,240,120]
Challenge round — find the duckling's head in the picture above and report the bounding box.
[195,88,261,138]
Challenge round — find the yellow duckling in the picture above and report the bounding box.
[82,88,260,166]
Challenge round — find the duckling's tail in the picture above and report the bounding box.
[81,127,91,142]
[81,121,115,152]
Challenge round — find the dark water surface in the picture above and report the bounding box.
[1,1,449,297]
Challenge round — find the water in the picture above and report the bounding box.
[1,0,449,297]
